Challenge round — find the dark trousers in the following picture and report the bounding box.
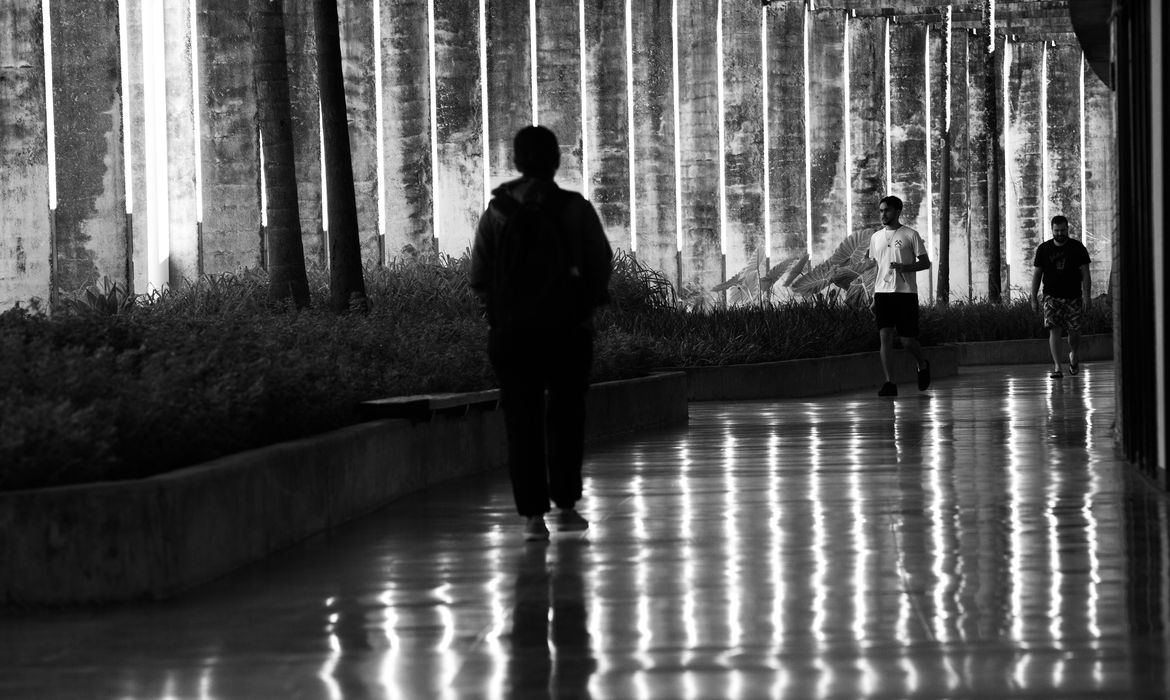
[489,326,593,516]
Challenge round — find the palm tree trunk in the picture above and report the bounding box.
[315,0,367,312]
[984,0,1002,302]
[251,0,310,308]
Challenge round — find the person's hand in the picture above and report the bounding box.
[889,262,901,272]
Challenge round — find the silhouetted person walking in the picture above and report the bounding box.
[1030,214,1092,378]
[471,126,613,541]
[866,195,932,397]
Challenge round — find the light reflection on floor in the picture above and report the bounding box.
[1,363,1168,699]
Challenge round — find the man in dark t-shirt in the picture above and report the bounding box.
[1030,215,1092,379]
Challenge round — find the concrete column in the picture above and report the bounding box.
[49,0,126,293]
[379,0,432,261]
[583,0,630,250]
[198,0,261,274]
[164,0,199,284]
[888,23,928,245]
[946,27,971,302]
[339,0,381,265]
[432,0,484,256]
[720,0,764,281]
[486,0,530,188]
[807,9,846,264]
[630,0,676,278]
[765,1,807,269]
[0,1,51,309]
[927,23,946,278]
[1082,61,1114,297]
[848,16,885,241]
[678,0,721,298]
[536,0,583,193]
[124,0,149,290]
[282,0,324,267]
[966,29,990,300]
[1006,41,1044,296]
[1045,41,1083,238]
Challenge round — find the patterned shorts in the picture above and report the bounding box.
[1042,295,1083,332]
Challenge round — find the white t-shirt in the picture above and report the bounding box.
[868,225,926,294]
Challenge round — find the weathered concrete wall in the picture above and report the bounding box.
[766,1,807,266]
[49,0,125,292]
[379,0,432,261]
[432,0,483,256]
[487,0,530,190]
[678,0,721,296]
[888,23,928,242]
[198,0,261,275]
[946,28,972,302]
[630,0,676,277]
[848,16,885,239]
[0,1,51,309]
[283,0,324,267]
[165,0,200,284]
[1046,40,1082,243]
[537,0,583,194]
[124,0,149,291]
[1006,40,1044,297]
[1082,61,1113,296]
[583,0,630,251]
[722,1,765,277]
[339,0,382,266]
[807,9,846,264]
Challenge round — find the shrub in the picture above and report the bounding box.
[0,258,1113,490]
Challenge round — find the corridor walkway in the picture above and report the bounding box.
[3,363,1169,699]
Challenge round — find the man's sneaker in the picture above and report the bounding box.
[557,508,589,532]
[523,515,549,541]
[878,382,898,397]
[917,360,932,391]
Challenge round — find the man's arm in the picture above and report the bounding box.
[1080,264,1092,310]
[891,254,931,273]
[1030,266,1044,311]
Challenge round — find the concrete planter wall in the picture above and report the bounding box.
[949,333,1113,366]
[0,372,688,605]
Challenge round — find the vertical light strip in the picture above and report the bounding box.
[1041,41,1049,232]
[803,2,812,254]
[761,6,771,258]
[579,0,589,199]
[716,0,727,255]
[625,0,636,251]
[189,0,202,222]
[478,0,490,206]
[427,0,439,242]
[1003,37,1013,292]
[672,0,683,252]
[142,0,170,287]
[924,25,934,258]
[1079,54,1087,237]
[319,102,329,233]
[119,0,133,214]
[843,12,852,237]
[259,131,268,227]
[375,0,388,237]
[530,0,538,124]
[884,17,891,193]
[945,6,952,131]
[41,0,56,209]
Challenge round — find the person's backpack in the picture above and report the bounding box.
[489,189,590,331]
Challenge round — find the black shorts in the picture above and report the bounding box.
[873,293,920,337]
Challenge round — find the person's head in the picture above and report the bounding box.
[513,125,560,179]
[1050,215,1070,244]
[878,195,903,228]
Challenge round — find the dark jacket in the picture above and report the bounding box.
[470,177,613,330]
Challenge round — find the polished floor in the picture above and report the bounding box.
[3,363,1169,699]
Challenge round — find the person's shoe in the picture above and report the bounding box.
[1068,351,1079,375]
[917,360,932,391]
[1049,370,1063,379]
[878,382,898,397]
[557,508,589,532]
[523,515,549,541]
